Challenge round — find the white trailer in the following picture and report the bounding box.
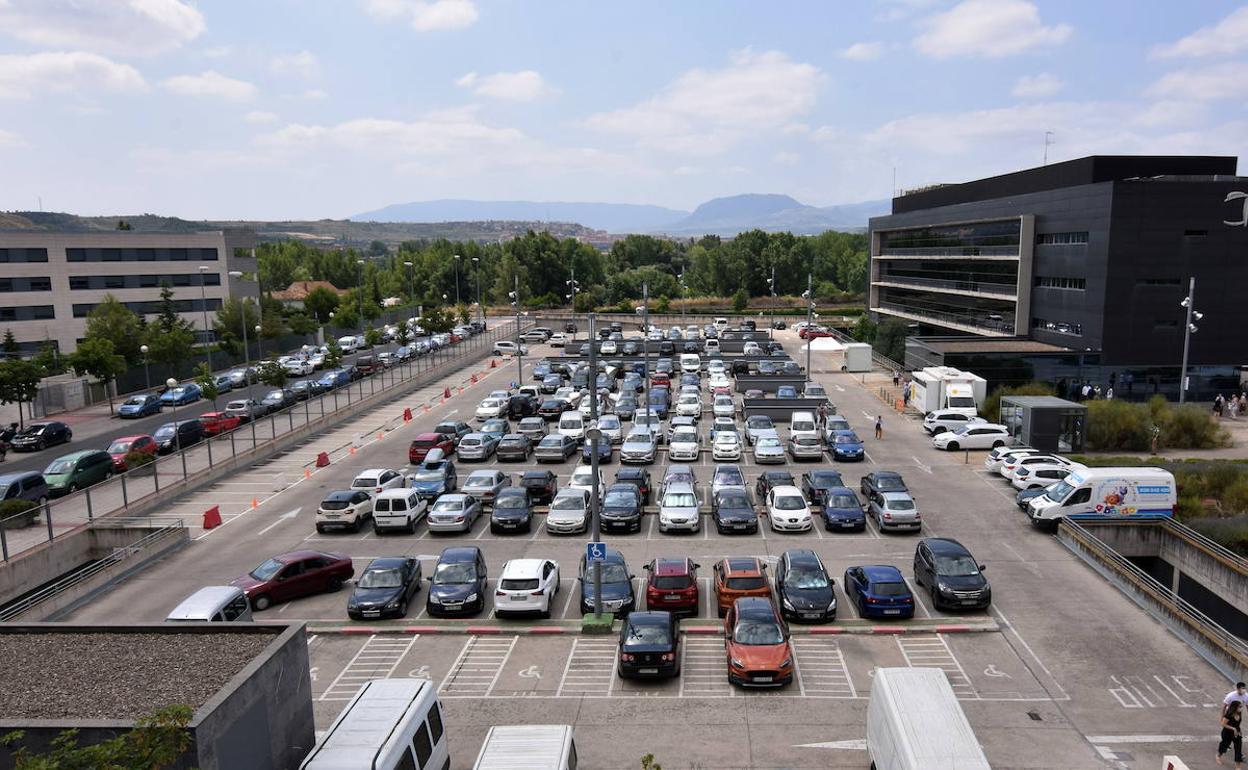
[908,367,987,417]
[867,667,990,770]
[844,343,872,373]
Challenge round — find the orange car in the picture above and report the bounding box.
[713,557,771,617]
[723,596,793,688]
[199,411,242,437]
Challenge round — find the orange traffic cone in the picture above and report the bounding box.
[250,498,258,509]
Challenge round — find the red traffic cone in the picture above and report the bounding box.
[444,387,451,399]
[403,407,413,422]
[316,451,330,467]
[202,505,222,529]
[471,373,478,384]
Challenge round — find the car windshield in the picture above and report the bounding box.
[774,495,805,511]
[835,435,857,444]
[351,477,376,488]
[431,498,463,512]
[464,476,493,489]
[828,494,858,508]
[887,498,915,511]
[44,459,72,474]
[265,390,283,400]
[551,495,585,511]
[432,562,476,584]
[625,623,671,646]
[672,430,696,442]
[359,568,404,589]
[411,468,445,481]
[873,581,909,597]
[936,555,981,577]
[123,397,146,406]
[604,491,635,507]
[250,558,283,581]
[1045,480,1075,502]
[715,469,745,485]
[733,619,784,646]
[107,441,132,454]
[598,564,629,582]
[747,417,772,429]
[717,491,750,508]
[758,438,781,449]
[461,438,481,447]
[154,427,175,440]
[785,568,830,589]
[878,477,906,491]
[664,492,697,508]
[495,495,526,509]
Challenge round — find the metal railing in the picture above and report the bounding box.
[876,246,1020,258]
[873,275,1018,298]
[0,321,523,563]
[874,301,1015,335]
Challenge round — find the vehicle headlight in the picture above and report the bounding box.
[466,593,479,602]
[385,599,401,609]
[937,582,951,593]
[731,658,745,669]
[779,658,793,669]
[781,597,794,611]
[827,598,837,610]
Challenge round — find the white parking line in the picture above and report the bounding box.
[792,638,856,698]
[903,578,932,618]
[439,636,516,698]
[556,637,617,697]
[320,635,419,702]
[559,578,579,618]
[896,635,976,698]
[678,636,732,698]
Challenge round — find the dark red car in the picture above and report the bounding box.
[410,432,454,464]
[230,550,354,611]
[106,434,158,471]
[644,557,700,616]
[199,411,242,437]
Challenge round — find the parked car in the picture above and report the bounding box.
[407,451,457,501]
[820,486,866,532]
[923,410,988,435]
[198,411,241,437]
[371,488,427,535]
[578,547,635,616]
[494,433,532,462]
[913,538,991,611]
[842,564,915,619]
[351,468,405,496]
[426,493,483,534]
[118,393,162,419]
[516,416,548,443]
[668,426,700,462]
[105,434,158,471]
[153,420,204,454]
[347,557,422,620]
[932,423,1011,451]
[42,450,114,496]
[724,597,794,688]
[620,429,657,464]
[231,550,354,611]
[225,399,265,422]
[0,472,49,507]
[867,491,922,533]
[829,430,865,461]
[461,469,510,504]
[711,488,758,534]
[456,432,500,462]
[766,485,813,532]
[643,557,700,616]
[534,433,578,463]
[800,469,845,508]
[617,611,681,679]
[493,341,527,356]
[546,488,591,534]
[713,557,771,617]
[601,483,643,533]
[160,384,201,407]
[787,434,824,461]
[9,421,72,452]
[756,470,796,502]
[614,466,653,505]
[260,388,297,412]
[775,549,836,623]
[495,558,560,618]
[861,471,908,501]
[490,488,534,533]
[409,432,455,463]
[425,546,488,616]
[519,469,558,505]
[433,420,473,448]
[658,482,700,533]
[752,434,785,464]
[581,436,613,463]
[316,489,374,533]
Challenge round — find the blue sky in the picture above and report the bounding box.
[0,0,1246,220]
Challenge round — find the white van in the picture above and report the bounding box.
[867,667,990,770]
[703,338,721,355]
[473,724,577,770]
[679,353,701,374]
[166,586,253,623]
[1028,467,1177,527]
[373,488,428,535]
[713,317,729,332]
[558,411,585,442]
[789,411,818,439]
[301,679,449,770]
[337,335,359,353]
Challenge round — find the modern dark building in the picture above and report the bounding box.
[868,156,1248,401]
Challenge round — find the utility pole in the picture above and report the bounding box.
[587,312,602,617]
[512,275,523,387]
[641,281,650,431]
[804,273,813,386]
[1043,130,1055,166]
[1179,277,1202,404]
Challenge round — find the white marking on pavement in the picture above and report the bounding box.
[257,506,302,536]
[1087,735,1218,744]
[794,739,866,750]
[911,456,932,474]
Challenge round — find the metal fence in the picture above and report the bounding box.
[0,321,521,563]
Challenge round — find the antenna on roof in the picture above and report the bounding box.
[1043,130,1055,166]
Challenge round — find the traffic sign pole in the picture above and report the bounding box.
[588,312,603,618]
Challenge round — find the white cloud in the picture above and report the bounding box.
[454,70,556,101]
[270,50,319,79]
[1152,6,1248,59]
[1130,100,1207,128]
[840,42,884,61]
[362,0,478,31]
[202,46,233,59]
[244,110,279,124]
[584,48,821,155]
[0,128,21,147]
[161,70,258,101]
[1012,73,1062,98]
[1147,62,1246,101]
[772,151,800,166]
[914,0,1071,59]
[0,0,204,56]
[0,51,147,99]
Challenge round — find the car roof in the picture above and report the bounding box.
[807,470,842,480]
[861,564,905,581]
[466,469,500,479]
[625,611,672,626]
[772,485,804,496]
[354,468,392,476]
[723,557,764,576]
[880,491,913,501]
[605,483,638,494]
[521,469,555,479]
[763,470,795,480]
[438,546,481,563]
[413,432,442,440]
[277,549,338,563]
[783,549,823,569]
[616,467,647,478]
[364,557,410,570]
[667,464,693,475]
[652,557,691,576]
[733,596,779,619]
[324,489,358,500]
[111,434,150,443]
[501,559,547,578]
[924,537,971,556]
[664,481,696,494]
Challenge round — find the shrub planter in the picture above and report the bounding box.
[580,613,614,635]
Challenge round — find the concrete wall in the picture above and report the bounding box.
[741,397,829,423]
[733,375,808,395]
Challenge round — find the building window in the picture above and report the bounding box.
[0,305,56,322]
[66,247,219,262]
[67,273,222,290]
[1034,276,1086,290]
[1036,231,1089,245]
[1032,317,1082,336]
[0,248,50,263]
[0,276,53,292]
[1183,229,1207,239]
[1137,278,1181,286]
[1154,320,1178,329]
[879,220,1021,256]
[72,297,222,318]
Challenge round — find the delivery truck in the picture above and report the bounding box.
[1027,466,1177,529]
[867,667,991,770]
[908,367,987,417]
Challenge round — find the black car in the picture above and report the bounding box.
[1016,485,1049,511]
[537,399,570,421]
[712,488,758,534]
[519,469,558,505]
[539,374,563,395]
[682,341,700,354]
[347,557,422,620]
[614,467,652,505]
[755,470,796,502]
[9,421,72,452]
[601,483,643,533]
[861,471,908,502]
[801,469,846,508]
[579,548,635,616]
[913,538,991,611]
[260,388,297,412]
[622,341,639,356]
[290,379,324,400]
[426,546,488,617]
[532,362,552,381]
[771,320,787,330]
[153,420,205,454]
[490,488,533,533]
[775,549,836,623]
[613,397,638,421]
[617,611,681,679]
[658,340,675,356]
[508,393,539,419]
[433,420,473,447]
[495,433,532,462]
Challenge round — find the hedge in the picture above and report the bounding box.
[1086,396,1230,451]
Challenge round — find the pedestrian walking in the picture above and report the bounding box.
[1215,395,1225,418]
[1218,700,1244,767]
[1106,386,1114,400]
[817,402,829,430]
[1226,682,1248,709]
[892,369,900,387]
[874,415,883,440]
[1093,384,1102,400]
[1150,425,1161,454]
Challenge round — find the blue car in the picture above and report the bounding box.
[581,438,612,463]
[318,369,350,390]
[776,385,799,399]
[820,486,866,532]
[425,546,487,617]
[408,457,457,501]
[159,383,201,406]
[830,430,865,461]
[118,393,162,418]
[578,548,635,616]
[842,565,915,620]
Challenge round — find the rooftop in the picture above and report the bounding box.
[913,336,1074,355]
[1000,395,1085,409]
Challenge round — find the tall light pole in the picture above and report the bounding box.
[641,282,650,425]
[1178,278,1203,404]
[453,254,462,308]
[803,273,813,386]
[509,276,522,387]
[197,265,214,377]
[140,344,151,392]
[227,270,251,359]
[587,312,603,617]
[403,260,414,313]
[472,256,482,323]
[568,265,577,309]
[768,267,777,341]
[679,270,686,330]
[356,259,365,344]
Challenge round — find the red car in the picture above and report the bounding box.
[106,434,158,471]
[799,326,833,339]
[199,411,242,437]
[230,550,354,611]
[650,372,671,388]
[644,557,700,616]
[410,432,454,464]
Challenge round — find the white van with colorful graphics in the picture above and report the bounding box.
[1027,467,1176,528]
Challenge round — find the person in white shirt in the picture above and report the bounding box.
[1227,682,1248,708]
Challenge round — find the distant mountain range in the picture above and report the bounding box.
[353,193,889,235]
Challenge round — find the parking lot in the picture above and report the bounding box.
[63,326,1233,768]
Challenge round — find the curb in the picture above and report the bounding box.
[305,621,999,636]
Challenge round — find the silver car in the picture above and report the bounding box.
[456,433,498,461]
[868,491,922,532]
[712,395,735,419]
[596,414,624,444]
[788,434,824,460]
[225,398,266,421]
[461,469,510,504]
[546,488,590,534]
[668,426,700,462]
[658,481,700,533]
[426,493,482,533]
[745,415,775,446]
[517,417,548,443]
[620,429,657,464]
[752,433,785,464]
[535,434,577,463]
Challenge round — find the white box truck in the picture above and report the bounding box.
[1027,466,1177,528]
[908,367,987,417]
[867,667,990,770]
[844,343,872,373]
[473,724,577,769]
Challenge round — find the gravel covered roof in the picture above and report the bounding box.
[0,631,274,720]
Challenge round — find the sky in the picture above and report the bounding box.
[0,0,1246,220]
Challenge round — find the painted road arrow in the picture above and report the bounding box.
[794,739,867,750]
[258,506,302,535]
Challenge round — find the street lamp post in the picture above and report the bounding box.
[641,282,650,425]
[679,271,686,330]
[1179,278,1203,404]
[586,312,603,617]
[356,259,365,349]
[404,261,414,313]
[453,254,462,308]
[197,266,214,378]
[227,270,250,359]
[804,273,813,386]
[508,276,522,387]
[768,267,777,341]
[140,345,151,391]
[255,324,263,361]
[472,256,482,323]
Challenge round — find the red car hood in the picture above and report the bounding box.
[728,640,792,670]
[229,575,265,595]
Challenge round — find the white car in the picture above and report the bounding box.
[712,431,742,461]
[371,488,428,534]
[554,387,583,407]
[316,489,374,533]
[742,342,761,356]
[558,411,586,442]
[282,358,314,376]
[546,488,590,534]
[568,464,604,494]
[475,398,505,421]
[668,426,700,461]
[984,446,1041,473]
[658,482,700,533]
[495,559,560,618]
[766,486,813,532]
[712,395,735,419]
[707,372,732,392]
[706,360,726,376]
[1011,462,1081,491]
[676,393,702,419]
[931,423,1011,451]
[600,340,618,355]
[1000,454,1071,482]
[493,341,528,356]
[351,468,406,497]
[549,333,567,348]
[596,414,624,444]
[923,410,987,435]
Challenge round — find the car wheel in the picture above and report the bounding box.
[946,441,960,451]
[37,440,46,451]
[104,471,113,481]
[68,483,79,493]
[327,577,343,592]
[932,426,946,435]
[253,594,272,611]
[930,587,940,611]
[992,440,1005,448]
[398,599,409,617]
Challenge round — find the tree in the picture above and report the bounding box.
[193,361,219,404]
[421,306,454,333]
[323,342,343,370]
[303,286,340,324]
[1,330,17,355]
[732,287,749,312]
[258,359,288,387]
[653,295,671,314]
[852,315,877,343]
[2,704,192,769]
[83,295,144,365]
[116,219,133,230]
[573,292,595,313]
[143,286,197,377]
[367,239,388,257]
[32,342,63,376]
[0,359,43,428]
[364,328,382,348]
[213,297,260,356]
[458,304,470,325]
[67,337,127,414]
[395,323,411,347]
[873,318,909,364]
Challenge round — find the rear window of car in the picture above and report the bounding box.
[726,576,766,590]
[653,576,692,590]
[501,578,539,591]
[873,581,909,596]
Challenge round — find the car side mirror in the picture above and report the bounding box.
[629,574,636,580]
[978,563,986,571]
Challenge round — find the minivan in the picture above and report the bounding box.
[0,472,50,506]
[789,411,818,439]
[473,725,577,770]
[43,450,114,496]
[336,335,360,353]
[300,679,449,770]
[557,411,585,442]
[372,488,428,535]
[166,586,253,622]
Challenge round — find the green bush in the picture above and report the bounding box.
[1162,403,1229,449]
[1187,515,1248,557]
[0,499,37,529]
[125,450,155,470]
[1085,398,1229,452]
[981,382,1056,424]
[732,288,748,312]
